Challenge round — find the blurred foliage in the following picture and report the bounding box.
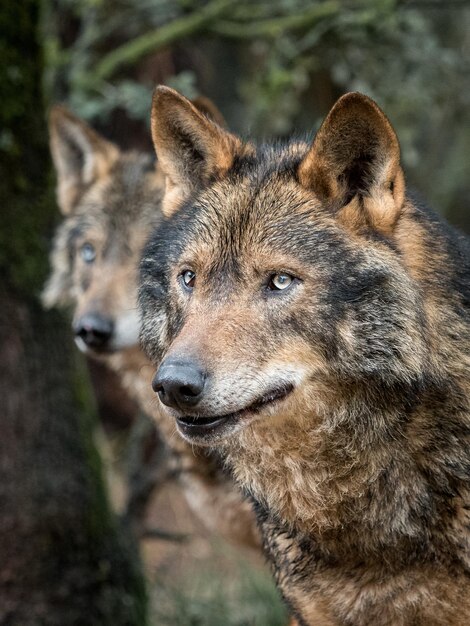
[41,0,470,226]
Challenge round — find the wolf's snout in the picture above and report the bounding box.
[74,313,114,349]
[152,359,206,410]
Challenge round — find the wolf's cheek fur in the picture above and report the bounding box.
[139,278,175,364]
[140,279,322,414]
[330,264,429,383]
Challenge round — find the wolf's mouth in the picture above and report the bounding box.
[75,336,116,355]
[175,383,294,440]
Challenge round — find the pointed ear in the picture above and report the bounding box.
[48,106,119,214]
[298,93,405,232]
[151,86,241,217]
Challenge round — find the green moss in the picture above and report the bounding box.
[0,2,148,622]
[0,1,56,297]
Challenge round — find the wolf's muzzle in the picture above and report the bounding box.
[152,359,206,410]
[74,313,114,350]
[163,381,294,443]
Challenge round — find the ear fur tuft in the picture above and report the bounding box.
[298,92,405,232]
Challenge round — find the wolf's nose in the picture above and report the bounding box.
[74,313,114,349]
[152,360,206,410]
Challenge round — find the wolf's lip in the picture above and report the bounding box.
[175,384,294,439]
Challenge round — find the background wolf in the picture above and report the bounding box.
[141,87,470,625]
[43,105,260,550]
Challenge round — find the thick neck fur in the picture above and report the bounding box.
[225,379,468,545]
[220,200,470,559]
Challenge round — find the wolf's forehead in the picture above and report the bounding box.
[188,175,329,250]
[68,199,152,253]
[199,173,313,219]
[78,174,157,228]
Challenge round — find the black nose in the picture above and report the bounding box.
[152,359,206,410]
[74,313,114,349]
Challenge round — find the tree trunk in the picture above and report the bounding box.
[0,2,148,624]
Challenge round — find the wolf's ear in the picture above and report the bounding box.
[49,106,119,214]
[151,86,240,217]
[298,92,405,232]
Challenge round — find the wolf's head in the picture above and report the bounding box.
[140,88,431,446]
[43,106,163,356]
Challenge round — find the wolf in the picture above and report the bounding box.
[43,104,260,549]
[140,86,470,625]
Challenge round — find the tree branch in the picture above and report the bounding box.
[210,1,340,39]
[95,0,236,81]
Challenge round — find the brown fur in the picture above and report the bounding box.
[44,104,260,550]
[141,87,470,625]
[151,88,254,217]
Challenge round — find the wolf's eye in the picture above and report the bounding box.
[181,270,196,290]
[267,273,294,291]
[80,242,96,264]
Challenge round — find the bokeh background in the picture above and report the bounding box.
[1,1,469,625]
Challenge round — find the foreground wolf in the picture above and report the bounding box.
[140,87,470,625]
[43,105,260,548]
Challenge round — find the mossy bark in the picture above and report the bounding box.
[0,2,148,624]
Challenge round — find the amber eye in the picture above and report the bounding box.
[80,242,96,264]
[267,273,294,291]
[181,270,196,289]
